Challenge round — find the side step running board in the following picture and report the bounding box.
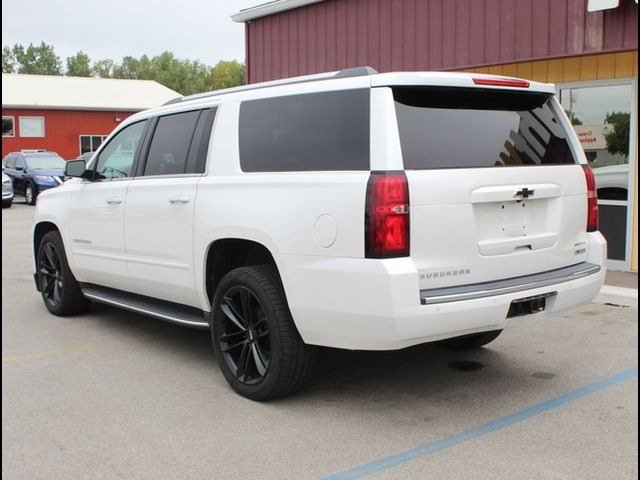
[80,284,210,329]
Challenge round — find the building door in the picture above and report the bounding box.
[559,81,636,271]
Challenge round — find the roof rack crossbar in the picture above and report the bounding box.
[162,66,379,106]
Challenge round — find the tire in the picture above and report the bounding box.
[435,330,503,351]
[37,231,90,316]
[1,199,11,208]
[25,183,37,205]
[211,265,314,401]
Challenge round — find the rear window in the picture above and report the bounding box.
[239,89,370,172]
[394,87,576,169]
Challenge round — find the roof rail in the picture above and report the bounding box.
[334,66,378,78]
[162,66,379,106]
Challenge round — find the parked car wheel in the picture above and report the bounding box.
[2,199,11,208]
[435,330,503,351]
[211,265,314,401]
[25,183,37,205]
[37,231,90,316]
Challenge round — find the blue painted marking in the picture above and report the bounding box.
[323,367,638,480]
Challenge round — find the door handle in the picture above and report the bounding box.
[105,197,123,205]
[169,195,190,205]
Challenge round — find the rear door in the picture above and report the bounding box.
[391,86,589,290]
[123,108,215,307]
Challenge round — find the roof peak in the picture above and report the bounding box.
[2,74,180,111]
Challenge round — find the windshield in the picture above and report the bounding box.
[26,155,65,170]
[393,87,576,169]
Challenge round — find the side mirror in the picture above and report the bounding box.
[65,159,91,179]
[15,165,24,171]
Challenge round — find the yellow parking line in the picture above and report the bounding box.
[2,343,102,364]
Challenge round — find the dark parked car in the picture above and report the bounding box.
[2,151,66,205]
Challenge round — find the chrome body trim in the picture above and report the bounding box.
[420,263,601,305]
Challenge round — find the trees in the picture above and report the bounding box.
[206,60,246,91]
[2,42,62,75]
[92,59,115,78]
[2,46,16,73]
[2,42,246,95]
[604,111,630,157]
[66,51,92,77]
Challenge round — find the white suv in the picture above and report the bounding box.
[32,68,606,400]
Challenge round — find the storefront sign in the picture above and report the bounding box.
[573,124,609,150]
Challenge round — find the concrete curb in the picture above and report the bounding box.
[592,285,638,308]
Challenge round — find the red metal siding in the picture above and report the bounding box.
[246,0,638,83]
[1,109,134,160]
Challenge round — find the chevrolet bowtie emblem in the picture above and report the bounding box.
[515,187,535,199]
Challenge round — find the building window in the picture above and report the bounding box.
[19,116,45,137]
[2,116,15,137]
[80,135,108,155]
[560,82,633,263]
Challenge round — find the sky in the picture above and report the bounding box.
[2,0,261,66]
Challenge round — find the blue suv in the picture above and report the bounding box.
[2,151,66,205]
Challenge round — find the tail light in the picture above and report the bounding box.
[365,171,410,258]
[582,165,598,232]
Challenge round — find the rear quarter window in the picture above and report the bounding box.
[394,87,576,169]
[239,89,370,172]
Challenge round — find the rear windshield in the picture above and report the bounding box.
[394,87,576,169]
[239,89,370,172]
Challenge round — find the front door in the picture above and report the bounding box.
[68,120,148,289]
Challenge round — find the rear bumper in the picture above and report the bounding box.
[278,232,607,351]
[420,262,600,305]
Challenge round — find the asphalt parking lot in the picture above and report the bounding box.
[2,201,638,480]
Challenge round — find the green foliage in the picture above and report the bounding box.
[3,42,62,75]
[92,59,115,78]
[604,111,630,157]
[66,51,92,77]
[2,46,17,73]
[206,60,246,91]
[2,42,246,95]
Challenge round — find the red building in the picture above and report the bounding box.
[232,0,638,272]
[2,74,180,160]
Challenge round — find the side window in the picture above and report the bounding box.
[15,157,24,169]
[238,89,370,172]
[2,116,15,137]
[185,107,216,174]
[143,110,201,176]
[95,121,147,180]
[5,156,16,169]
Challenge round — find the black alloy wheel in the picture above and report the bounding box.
[211,265,314,401]
[217,286,271,385]
[38,240,64,308]
[37,231,90,316]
